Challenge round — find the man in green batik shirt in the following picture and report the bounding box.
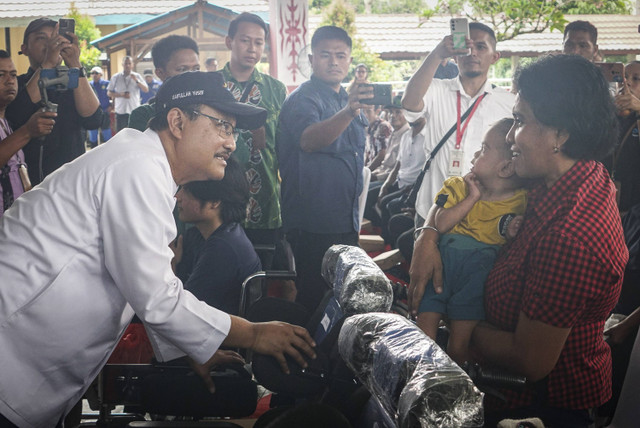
[219,12,287,240]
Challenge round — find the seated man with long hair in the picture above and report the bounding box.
[172,157,261,315]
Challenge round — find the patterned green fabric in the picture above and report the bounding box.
[220,64,287,229]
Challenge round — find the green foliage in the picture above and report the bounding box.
[311,0,333,11]
[561,0,631,14]
[420,0,632,42]
[318,0,418,84]
[421,0,567,41]
[65,2,102,69]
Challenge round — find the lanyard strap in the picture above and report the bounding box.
[456,91,486,149]
[239,81,256,104]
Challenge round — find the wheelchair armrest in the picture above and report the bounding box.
[239,270,298,318]
[462,362,528,391]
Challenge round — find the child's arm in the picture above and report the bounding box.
[434,173,482,234]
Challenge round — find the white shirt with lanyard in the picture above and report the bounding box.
[403,77,515,219]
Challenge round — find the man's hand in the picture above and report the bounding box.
[59,32,82,69]
[408,229,443,317]
[169,235,183,274]
[344,81,374,118]
[41,25,68,69]
[25,110,57,139]
[190,350,246,393]
[615,91,640,115]
[250,321,316,374]
[250,126,267,151]
[432,35,473,61]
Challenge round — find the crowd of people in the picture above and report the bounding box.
[0,12,637,428]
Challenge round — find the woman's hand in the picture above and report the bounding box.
[408,228,443,317]
[506,215,524,240]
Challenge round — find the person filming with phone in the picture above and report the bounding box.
[277,26,373,312]
[5,17,101,185]
[401,21,514,260]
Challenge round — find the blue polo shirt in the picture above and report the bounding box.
[277,76,367,234]
[90,78,110,110]
[141,79,161,104]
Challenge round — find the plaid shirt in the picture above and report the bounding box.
[484,160,628,410]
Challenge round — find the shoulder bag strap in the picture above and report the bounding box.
[403,92,487,207]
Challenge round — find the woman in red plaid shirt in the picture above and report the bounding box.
[409,54,629,427]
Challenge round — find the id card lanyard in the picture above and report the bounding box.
[449,91,486,177]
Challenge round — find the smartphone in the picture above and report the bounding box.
[450,18,470,53]
[360,83,392,106]
[596,62,624,84]
[59,18,75,41]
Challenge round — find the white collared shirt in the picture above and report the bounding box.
[0,128,230,427]
[397,127,428,189]
[107,71,144,114]
[372,122,411,181]
[404,78,515,219]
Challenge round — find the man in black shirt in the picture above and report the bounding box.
[6,18,101,185]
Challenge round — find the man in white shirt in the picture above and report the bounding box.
[402,22,514,228]
[363,100,411,226]
[0,71,316,428]
[108,55,148,132]
[403,22,514,302]
[377,117,427,243]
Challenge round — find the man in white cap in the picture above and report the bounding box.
[0,71,316,427]
[88,65,112,147]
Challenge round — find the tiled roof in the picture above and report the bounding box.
[0,0,268,25]
[309,13,640,59]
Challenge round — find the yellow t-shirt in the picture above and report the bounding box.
[435,176,527,246]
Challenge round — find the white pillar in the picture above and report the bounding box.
[269,0,310,90]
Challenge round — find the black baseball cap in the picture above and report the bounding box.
[384,94,403,110]
[155,71,267,130]
[22,17,56,46]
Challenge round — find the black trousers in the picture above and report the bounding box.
[286,229,359,312]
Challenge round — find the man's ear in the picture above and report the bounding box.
[225,36,233,51]
[167,108,185,139]
[155,67,166,81]
[20,43,28,56]
[491,50,501,65]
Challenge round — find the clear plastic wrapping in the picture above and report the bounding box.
[321,244,393,315]
[339,313,484,428]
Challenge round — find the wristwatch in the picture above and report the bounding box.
[78,66,87,78]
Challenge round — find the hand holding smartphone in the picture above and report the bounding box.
[358,83,392,106]
[450,18,470,55]
[58,18,75,42]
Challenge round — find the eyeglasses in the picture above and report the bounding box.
[90,72,100,75]
[191,110,238,142]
